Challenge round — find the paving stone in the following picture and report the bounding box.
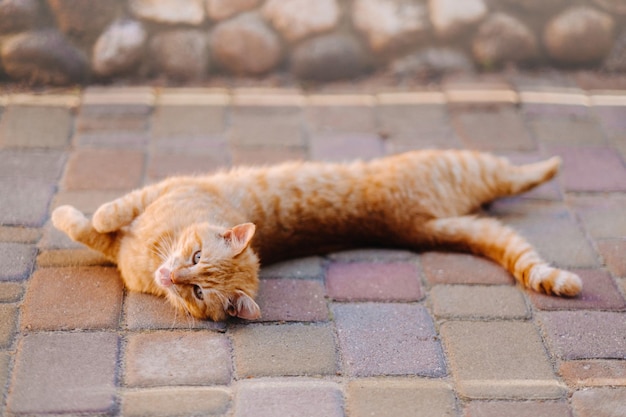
[0,282,24,302]
[593,105,626,133]
[21,267,123,330]
[306,104,377,134]
[431,285,529,319]
[0,105,73,148]
[52,189,126,215]
[440,321,565,399]
[548,146,626,192]
[464,401,573,417]
[7,332,118,414]
[75,132,149,149]
[347,378,457,417]
[124,291,226,331]
[0,226,41,243]
[259,256,325,280]
[230,106,304,147]
[328,248,418,263]
[122,387,232,417]
[538,311,626,360]
[38,220,84,250]
[333,303,446,377]
[571,387,626,417]
[62,148,144,190]
[0,304,17,348]
[231,145,306,166]
[326,261,423,302]
[597,239,626,277]
[125,331,232,387]
[235,379,344,417]
[232,323,336,377]
[309,133,386,162]
[452,107,536,151]
[36,248,111,267]
[560,360,626,387]
[255,279,328,322]
[421,252,514,286]
[76,111,149,134]
[0,178,56,227]
[0,243,36,281]
[0,149,66,180]
[571,195,626,239]
[153,105,226,137]
[489,200,599,268]
[146,149,231,181]
[0,351,9,402]
[528,269,626,311]
[500,152,563,200]
[528,118,608,147]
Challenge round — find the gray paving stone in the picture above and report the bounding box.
[0,179,55,227]
[122,387,232,417]
[571,387,626,417]
[235,379,344,417]
[306,104,376,134]
[230,106,304,147]
[571,195,626,240]
[430,285,529,319]
[538,311,626,360]
[0,105,73,148]
[309,133,385,162]
[153,105,226,137]
[259,256,325,280]
[440,321,565,399]
[332,303,446,377]
[0,149,66,180]
[0,243,36,281]
[125,331,232,387]
[7,332,118,414]
[0,304,17,348]
[232,323,336,378]
[347,378,458,417]
[254,279,328,322]
[528,118,608,147]
[464,400,573,417]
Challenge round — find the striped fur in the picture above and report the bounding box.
[52,150,582,321]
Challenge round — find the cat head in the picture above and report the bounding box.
[154,222,261,321]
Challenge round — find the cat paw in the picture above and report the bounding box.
[529,265,583,297]
[92,202,121,233]
[51,205,89,238]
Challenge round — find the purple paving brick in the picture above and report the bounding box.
[235,380,344,417]
[309,133,385,162]
[0,243,36,281]
[125,331,232,387]
[255,279,328,322]
[22,267,124,330]
[570,195,626,240]
[597,239,626,277]
[539,311,626,360]
[0,178,55,227]
[548,146,626,192]
[421,252,514,286]
[332,303,446,377]
[326,262,423,302]
[7,332,118,414]
[528,269,626,311]
[594,105,626,133]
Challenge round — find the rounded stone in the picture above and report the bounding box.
[593,0,626,15]
[150,29,210,81]
[206,0,260,21]
[497,0,566,12]
[472,13,538,69]
[429,0,488,39]
[544,6,615,65]
[210,13,282,75]
[353,0,429,52]
[391,47,473,78]
[0,0,41,34]
[290,33,372,81]
[46,0,120,40]
[1,29,88,85]
[604,29,626,71]
[129,0,205,25]
[92,19,147,78]
[263,0,340,43]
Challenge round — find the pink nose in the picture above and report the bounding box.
[159,267,172,287]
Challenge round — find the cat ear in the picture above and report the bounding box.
[227,291,261,320]
[222,223,256,256]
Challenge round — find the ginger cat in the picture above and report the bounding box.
[52,150,582,321]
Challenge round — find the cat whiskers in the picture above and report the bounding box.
[166,285,196,328]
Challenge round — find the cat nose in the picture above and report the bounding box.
[159,267,173,287]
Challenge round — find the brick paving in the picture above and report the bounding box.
[0,76,625,416]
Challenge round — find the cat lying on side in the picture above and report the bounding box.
[52,150,582,321]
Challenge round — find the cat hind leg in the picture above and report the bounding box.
[423,215,582,296]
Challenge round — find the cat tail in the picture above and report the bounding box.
[51,205,120,262]
[424,215,582,296]
[499,155,561,196]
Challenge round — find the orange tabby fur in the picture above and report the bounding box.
[52,150,582,321]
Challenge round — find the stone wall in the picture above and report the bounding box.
[1,0,626,85]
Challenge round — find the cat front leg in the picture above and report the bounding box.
[423,216,582,296]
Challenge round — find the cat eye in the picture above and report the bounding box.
[192,284,204,300]
[192,251,201,265]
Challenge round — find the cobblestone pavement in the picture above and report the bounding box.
[0,72,625,416]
